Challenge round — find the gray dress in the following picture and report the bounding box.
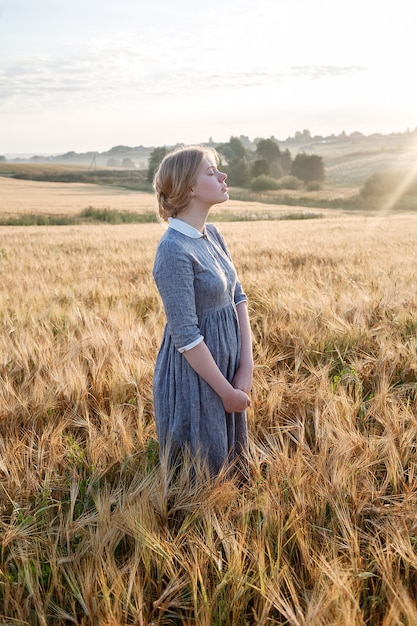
[153,220,248,475]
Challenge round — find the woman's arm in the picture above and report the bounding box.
[232,301,253,396]
[182,341,251,413]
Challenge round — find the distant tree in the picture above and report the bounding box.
[0,155,6,162]
[251,158,270,178]
[218,137,250,187]
[218,137,248,165]
[279,175,300,190]
[280,148,293,174]
[255,138,280,165]
[122,157,135,169]
[231,137,248,163]
[250,175,280,191]
[338,131,348,141]
[360,169,417,198]
[218,144,235,166]
[59,151,77,160]
[147,147,168,183]
[108,145,133,155]
[269,161,284,179]
[291,153,325,184]
[107,157,121,167]
[294,129,312,143]
[226,159,251,187]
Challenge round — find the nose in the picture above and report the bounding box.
[220,170,227,181]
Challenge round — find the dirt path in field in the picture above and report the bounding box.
[0,176,331,217]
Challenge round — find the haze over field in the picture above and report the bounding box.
[1,0,417,155]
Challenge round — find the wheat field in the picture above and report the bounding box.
[0,177,155,216]
[1,182,417,624]
[0,177,336,219]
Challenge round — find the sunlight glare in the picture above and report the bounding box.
[379,133,417,216]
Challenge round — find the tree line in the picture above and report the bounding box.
[147,137,325,191]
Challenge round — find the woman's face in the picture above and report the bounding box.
[191,156,228,208]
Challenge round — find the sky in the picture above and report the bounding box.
[1,0,417,155]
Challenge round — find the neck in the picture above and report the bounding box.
[176,205,209,233]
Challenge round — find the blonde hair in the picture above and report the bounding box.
[153,145,220,221]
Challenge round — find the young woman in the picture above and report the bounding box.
[152,145,253,476]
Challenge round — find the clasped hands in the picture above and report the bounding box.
[222,365,253,413]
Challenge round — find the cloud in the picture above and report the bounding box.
[289,65,366,80]
[1,51,147,96]
[0,45,367,108]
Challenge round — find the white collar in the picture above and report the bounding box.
[168,217,205,239]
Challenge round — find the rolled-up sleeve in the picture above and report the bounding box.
[233,280,247,307]
[153,239,204,353]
